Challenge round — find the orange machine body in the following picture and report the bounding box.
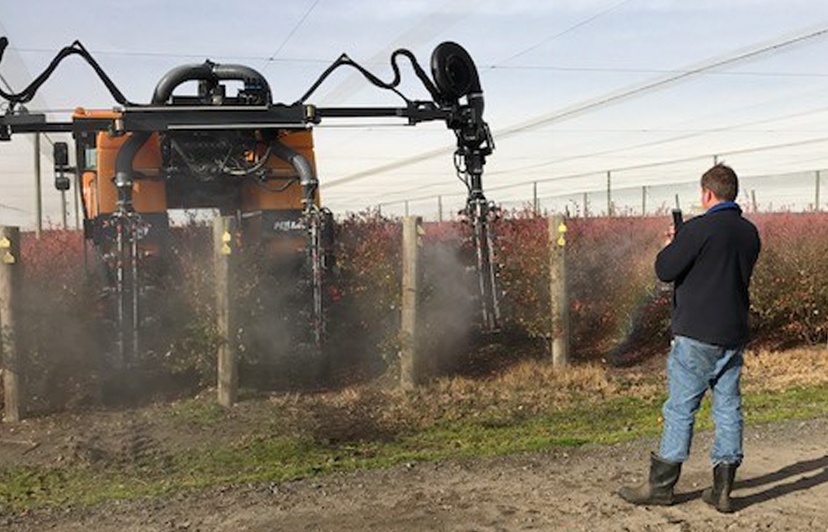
[74,108,319,255]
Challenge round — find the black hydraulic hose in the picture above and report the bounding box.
[151,61,272,104]
[295,48,441,105]
[116,61,273,208]
[114,131,150,210]
[0,37,132,106]
[269,139,317,205]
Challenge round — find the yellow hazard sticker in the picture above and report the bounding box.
[221,231,232,243]
[557,235,566,247]
[221,243,232,255]
[557,222,568,234]
[2,251,15,264]
[0,237,10,249]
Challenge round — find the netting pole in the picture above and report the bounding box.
[214,216,238,407]
[533,182,539,215]
[642,186,647,216]
[1,226,22,422]
[548,215,570,366]
[400,216,422,389]
[606,171,613,217]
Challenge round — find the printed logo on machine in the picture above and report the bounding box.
[273,219,304,232]
[263,210,305,238]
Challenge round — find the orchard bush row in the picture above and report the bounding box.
[3,211,826,411]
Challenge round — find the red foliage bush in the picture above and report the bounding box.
[748,212,828,348]
[494,213,671,363]
[331,210,403,378]
[16,230,101,411]
[5,209,827,413]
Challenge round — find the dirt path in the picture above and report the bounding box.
[3,416,827,531]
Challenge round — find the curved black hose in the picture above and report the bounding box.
[269,138,317,205]
[152,61,272,105]
[0,37,133,106]
[295,48,441,104]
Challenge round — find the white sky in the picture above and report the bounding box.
[2,0,828,225]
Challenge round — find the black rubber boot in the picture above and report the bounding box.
[618,453,682,506]
[702,462,738,513]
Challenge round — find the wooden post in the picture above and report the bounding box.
[400,216,422,389]
[606,171,612,217]
[214,216,238,407]
[533,181,539,215]
[641,186,647,216]
[1,226,22,422]
[548,215,570,366]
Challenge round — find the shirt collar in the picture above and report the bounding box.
[706,201,742,214]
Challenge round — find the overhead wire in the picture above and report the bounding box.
[322,23,828,189]
[487,101,828,176]
[484,135,828,193]
[264,0,321,64]
[345,134,828,206]
[494,0,637,66]
[317,0,481,106]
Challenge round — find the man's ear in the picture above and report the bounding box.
[702,188,715,206]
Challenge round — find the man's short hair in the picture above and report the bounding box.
[701,164,739,201]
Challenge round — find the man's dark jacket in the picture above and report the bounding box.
[655,204,761,347]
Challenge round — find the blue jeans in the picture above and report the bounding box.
[659,335,744,466]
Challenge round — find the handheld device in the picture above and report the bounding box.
[671,208,683,232]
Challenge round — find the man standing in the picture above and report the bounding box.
[618,164,761,513]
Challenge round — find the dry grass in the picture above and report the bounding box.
[248,348,828,446]
[743,348,828,392]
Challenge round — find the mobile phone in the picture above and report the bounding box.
[671,208,683,232]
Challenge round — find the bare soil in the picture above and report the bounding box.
[2,411,827,531]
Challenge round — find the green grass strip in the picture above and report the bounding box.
[1,384,827,512]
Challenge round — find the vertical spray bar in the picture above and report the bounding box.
[130,218,140,359]
[61,190,68,230]
[468,195,500,332]
[309,210,324,346]
[115,218,127,367]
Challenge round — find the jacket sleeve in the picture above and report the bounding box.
[655,226,703,282]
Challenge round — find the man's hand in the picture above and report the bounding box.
[663,225,675,247]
